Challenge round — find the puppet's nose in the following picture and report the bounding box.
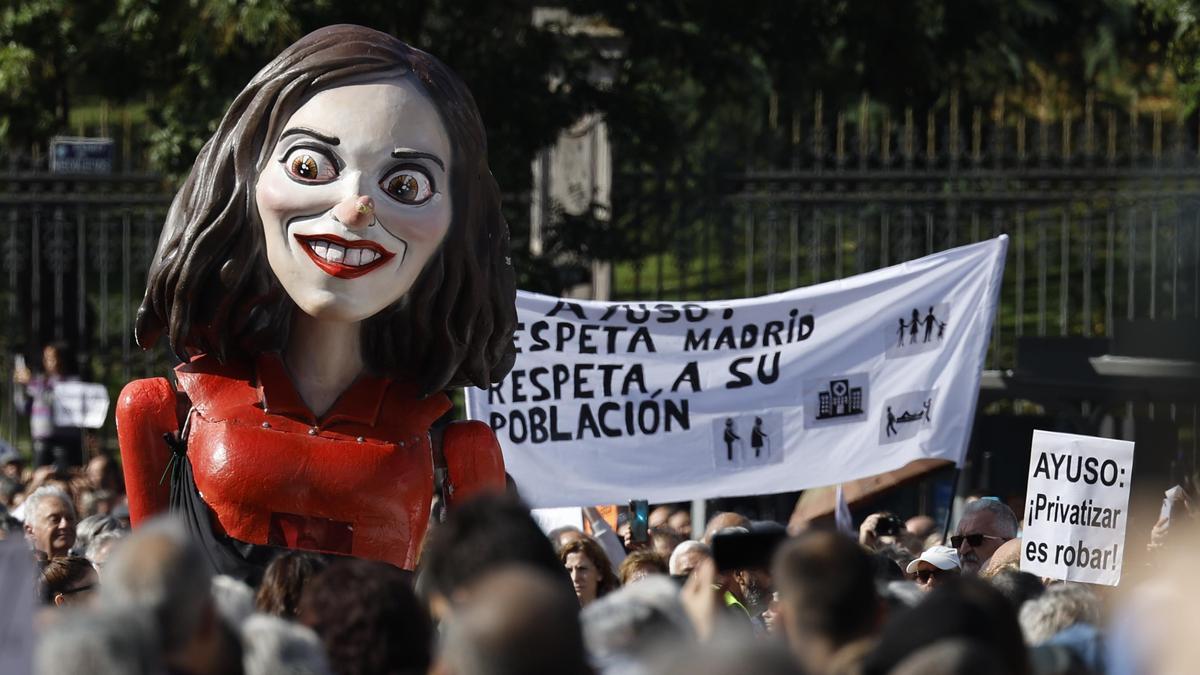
[333,195,375,229]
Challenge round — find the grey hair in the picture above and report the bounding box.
[21,485,76,523]
[1018,583,1101,645]
[212,575,256,627]
[668,541,711,576]
[72,514,122,556]
[957,499,1019,539]
[582,575,695,669]
[99,516,213,653]
[988,568,1045,612]
[241,613,332,675]
[85,530,126,564]
[34,607,161,675]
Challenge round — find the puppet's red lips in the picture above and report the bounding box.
[294,234,395,279]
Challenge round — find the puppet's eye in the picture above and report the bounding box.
[284,149,338,182]
[381,167,434,205]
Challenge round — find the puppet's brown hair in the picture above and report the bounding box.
[136,25,516,395]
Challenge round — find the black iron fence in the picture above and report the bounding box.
[609,93,1200,372]
[0,162,172,449]
[606,92,1200,507]
[3,93,1200,471]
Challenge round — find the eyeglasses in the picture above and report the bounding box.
[950,533,1007,548]
[916,569,945,584]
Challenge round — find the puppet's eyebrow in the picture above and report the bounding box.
[280,127,340,146]
[392,149,445,171]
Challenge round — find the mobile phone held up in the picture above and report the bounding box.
[629,500,649,544]
[874,514,904,537]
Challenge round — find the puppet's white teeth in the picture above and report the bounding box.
[308,240,382,267]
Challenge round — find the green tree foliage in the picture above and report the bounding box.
[0,1,120,144]
[559,0,1198,263]
[2,0,1197,280]
[0,0,597,292]
[0,1,593,176]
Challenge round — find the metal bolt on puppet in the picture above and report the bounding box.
[116,25,516,581]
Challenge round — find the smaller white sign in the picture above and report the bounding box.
[49,136,115,174]
[530,507,584,535]
[52,382,110,429]
[1020,430,1134,586]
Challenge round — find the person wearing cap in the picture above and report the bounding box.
[0,441,23,483]
[906,545,961,592]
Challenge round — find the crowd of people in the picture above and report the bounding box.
[2,462,1198,675]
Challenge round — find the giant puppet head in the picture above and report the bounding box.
[136,25,516,395]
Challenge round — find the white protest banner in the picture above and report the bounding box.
[466,237,1008,508]
[51,382,110,429]
[1020,430,1134,586]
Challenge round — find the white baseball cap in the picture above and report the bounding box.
[905,545,961,574]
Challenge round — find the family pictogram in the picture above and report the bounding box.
[896,306,947,347]
[885,303,950,359]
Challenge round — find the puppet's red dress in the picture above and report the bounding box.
[116,353,505,576]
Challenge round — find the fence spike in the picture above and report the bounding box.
[972,107,983,165]
[904,107,915,167]
[791,110,802,169]
[813,91,824,169]
[1017,114,1027,164]
[836,111,846,167]
[859,92,870,168]
[1129,95,1139,167]
[1153,110,1163,166]
[1172,110,1184,166]
[1085,91,1096,160]
[882,110,892,165]
[1038,92,1050,165]
[992,94,1005,166]
[1062,112,1072,163]
[926,110,936,164]
[949,89,960,163]
[1107,111,1117,166]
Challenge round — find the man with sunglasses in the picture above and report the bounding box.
[951,499,1018,574]
[905,545,960,591]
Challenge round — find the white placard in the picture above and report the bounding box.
[531,507,585,535]
[468,237,1008,507]
[51,382,110,429]
[1020,430,1135,586]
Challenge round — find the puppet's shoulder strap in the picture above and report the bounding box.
[117,377,188,525]
[439,420,506,509]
